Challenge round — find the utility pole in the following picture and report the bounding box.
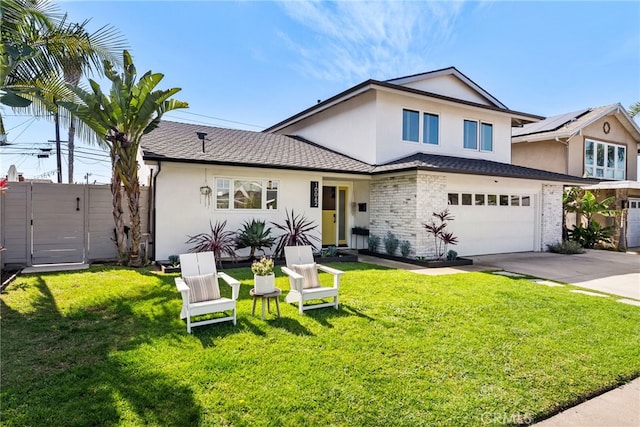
[54,110,62,183]
[84,172,92,185]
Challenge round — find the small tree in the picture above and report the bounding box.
[423,209,458,260]
[565,190,618,248]
[62,50,188,265]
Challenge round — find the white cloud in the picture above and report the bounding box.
[278,0,465,83]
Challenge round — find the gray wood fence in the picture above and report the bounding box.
[1,182,149,267]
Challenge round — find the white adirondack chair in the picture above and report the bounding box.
[175,251,240,333]
[281,245,343,314]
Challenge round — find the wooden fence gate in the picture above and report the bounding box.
[1,182,149,267]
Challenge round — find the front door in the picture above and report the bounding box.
[322,186,348,246]
[322,186,336,245]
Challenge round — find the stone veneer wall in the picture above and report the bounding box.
[541,184,563,249]
[416,173,448,257]
[369,174,418,256]
[369,172,448,258]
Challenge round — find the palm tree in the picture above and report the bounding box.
[628,101,640,119]
[61,50,188,266]
[1,0,126,163]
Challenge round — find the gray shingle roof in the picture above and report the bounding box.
[140,121,372,174]
[373,152,595,183]
[141,120,594,183]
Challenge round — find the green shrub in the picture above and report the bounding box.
[569,221,613,248]
[547,240,586,254]
[383,231,399,255]
[322,246,338,257]
[368,235,380,252]
[400,240,411,257]
[447,250,458,261]
[168,254,179,267]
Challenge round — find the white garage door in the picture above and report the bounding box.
[628,199,640,247]
[447,192,536,256]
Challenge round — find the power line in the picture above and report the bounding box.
[170,110,265,129]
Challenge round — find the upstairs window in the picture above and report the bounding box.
[480,123,493,151]
[585,139,625,180]
[423,113,439,145]
[402,109,439,145]
[464,120,493,152]
[463,120,478,149]
[402,109,419,142]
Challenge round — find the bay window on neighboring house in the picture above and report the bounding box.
[463,120,493,151]
[402,109,439,145]
[584,139,626,180]
[215,178,279,210]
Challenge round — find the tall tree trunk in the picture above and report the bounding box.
[120,146,142,267]
[127,177,141,267]
[110,149,127,262]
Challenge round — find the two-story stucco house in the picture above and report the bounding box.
[141,67,590,261]
[512,104,640,248]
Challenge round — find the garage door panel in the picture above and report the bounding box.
[448,205,535,256]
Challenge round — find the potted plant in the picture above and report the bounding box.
[252,256,275,294]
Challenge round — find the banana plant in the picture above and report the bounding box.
[61,50,188,266]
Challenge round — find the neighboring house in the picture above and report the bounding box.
[141,67,591,261]
[512,104,640,248]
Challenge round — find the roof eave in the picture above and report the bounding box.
[264,79,543,133]
[512,130,571,144]
[374,164,591,184]
[141,153,373,175]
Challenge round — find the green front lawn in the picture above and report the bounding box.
[1,263,639,426]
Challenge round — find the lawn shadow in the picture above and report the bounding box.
[340,303,376,321]
[266,316,314,336]
[1,272,203,426]
[191,319,250,347]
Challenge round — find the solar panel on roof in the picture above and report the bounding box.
[513,108,590,137]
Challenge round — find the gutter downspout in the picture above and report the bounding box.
[151,161,161,261]
[555,136,570,175]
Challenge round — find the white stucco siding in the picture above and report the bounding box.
[445,174,545,256]
[276,91,378,164]
[352,180,371,229]
[398,74,493,106]
[375,91,513,165]
[154,163,324,260]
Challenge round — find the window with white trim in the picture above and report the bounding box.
[423,113,439,145]
[447,193,532,207]
[463,120,493,152]
[402,109,419,142]
[215,178,279,210]
[585,139,626,180]
[402,109,439,145]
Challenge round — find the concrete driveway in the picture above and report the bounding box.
[470,250,640,300]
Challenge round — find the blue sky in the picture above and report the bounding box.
[2,0,639,183]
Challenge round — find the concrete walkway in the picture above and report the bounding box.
[358,251,640,427]
[534,377,640,426]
